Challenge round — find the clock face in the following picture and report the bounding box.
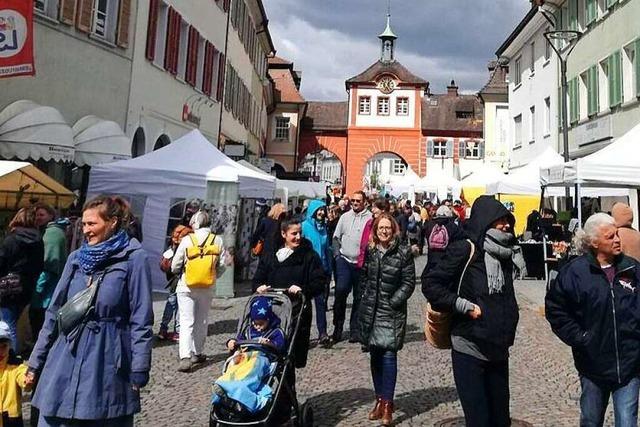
[377,76,396,94]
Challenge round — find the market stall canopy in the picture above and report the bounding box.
[415,170,462,200]
[541,123,640,189]
[385,167,420,197]
[237,160,327,199]
[73,116,131,166]
[461,164,505,186]
[487,147,564,195]
[0,100,74,163]
[0,161,75,209]
[90,129,275,199]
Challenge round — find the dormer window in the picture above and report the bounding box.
[456,111,473,119]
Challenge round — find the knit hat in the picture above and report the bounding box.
[250,296,275,322]
[435,205,454,218]
[0,321,11,343]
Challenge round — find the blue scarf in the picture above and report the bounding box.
[77,229,130,275]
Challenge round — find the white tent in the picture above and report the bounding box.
[461,163,505,187]
[88,130,276,289]
[0,100,74,163]
[385,167,420,197]
[415,170,462,200]
[487,147,565,195]
[72,116,131,166]
[237,160,327,200]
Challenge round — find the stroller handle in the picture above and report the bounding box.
[259,288,305,304]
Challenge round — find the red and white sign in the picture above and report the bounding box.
[0,0,35,79]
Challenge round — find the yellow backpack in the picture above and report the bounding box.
[184,233,221,288]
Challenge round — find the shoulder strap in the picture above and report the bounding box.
[188,233,198,246]
[456,239,476,295]
[199,232,213,248]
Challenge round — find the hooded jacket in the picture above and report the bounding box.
[358,237,416,351]
[252,238,326,368]
[422,196,520,353]
[612,203,640,262]
[546,252,640,388]
[33,219,70,309]
[422,216,464,274]
[301,200,332,273]
[0,227,44,307]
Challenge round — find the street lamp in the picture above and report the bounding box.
[544,29,582,201]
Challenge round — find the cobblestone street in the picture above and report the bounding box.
[134,255,592,426]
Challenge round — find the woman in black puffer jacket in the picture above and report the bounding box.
[358,212,415,427]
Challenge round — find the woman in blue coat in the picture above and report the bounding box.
[26,195,154,427]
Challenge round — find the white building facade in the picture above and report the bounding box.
[496,6,560,170]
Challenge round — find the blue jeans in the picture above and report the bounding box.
[314,294,327,336]
[370,348,397,401]
[333,256,361,339]
[159,292,179,333]
[0,304,24,350]
[580,375,640,427]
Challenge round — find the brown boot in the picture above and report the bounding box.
[368,396,383,420]
[380,399,394,426]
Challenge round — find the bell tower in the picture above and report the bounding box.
[378,2,397,63]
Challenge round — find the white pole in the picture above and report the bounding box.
[577,183,583,226]
[630,188,639,230]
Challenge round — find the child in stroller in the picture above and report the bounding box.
[210,292,314,427]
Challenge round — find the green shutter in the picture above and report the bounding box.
[569,78,580,124]
[609,51,622,108]
[588,66,599,116]
[606,0,618,9]
[569,0,578,31]
[636,39,640,98]
[586,0,597,25]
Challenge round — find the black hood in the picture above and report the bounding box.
[466,196,515,245]
[12,227,42,245]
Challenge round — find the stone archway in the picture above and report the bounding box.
[363,151,408,194]
[132,127,145,158]
[153,134,171,151]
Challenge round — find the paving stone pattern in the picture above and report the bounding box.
[30,255,613,426]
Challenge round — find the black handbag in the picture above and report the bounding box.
[0,273,22,299]
[57,271,107,336]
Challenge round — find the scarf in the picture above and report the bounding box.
[483,228,527,295]
[77,229,130,275]
[276,247,294,263]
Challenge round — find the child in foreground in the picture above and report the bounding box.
[226,296,286,354]
[0,320,32,427]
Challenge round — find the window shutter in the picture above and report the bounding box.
[479,142,485,159]
[164,8,174,70]
[458,140,466,158]
[216,53,226,102]
[586,0,596,25]
[609,51,622,108]
[446,139,454,158]
[186,27,199,86]
[636,39,640,98]
[606,0,617,8]
[145,0,159,60]
[202,42,213,96]
[75,0,93,33]
[164,9,180,74]
[588,66,599,115]
[426,139,434,157]
[172,14,181,74]
[59,0,77,25]
[116,0,131,48]
[569,0,578,31]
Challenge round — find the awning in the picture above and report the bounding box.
[0,161,75,209]
[0,100,74,163]
[73,116,131,166]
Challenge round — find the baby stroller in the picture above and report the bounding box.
[210,289,314,427]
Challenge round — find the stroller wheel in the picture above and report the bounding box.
[301,402,314,427]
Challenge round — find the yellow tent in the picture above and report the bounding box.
[0,161,75,210]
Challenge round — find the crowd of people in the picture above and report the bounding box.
[0,189,637,427]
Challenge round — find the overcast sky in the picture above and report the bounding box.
[262,0,530,101]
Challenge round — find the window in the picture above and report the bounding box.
[92,0,120,43]
[456,111,473,119]
[396,97,409,115]
[377,97,390,115]
[585,0,597,25]
[607,51,623,108]
[544,28,551,62]
[544,97,551,136]
[465,141,482,159]
[177,20,189,80]
[623,41,638,102]
[359,96,371,115]
[391,159,406,175]
[275,117,290,140]
[514,114,522,148]
[513,57,522,86]
[433,140,447,158]
[530,42,535,73]
[586,65,599,116]
[35,0,47,11]
[606,0,618,10]
[153,2,169,67]
[529,106,536,143]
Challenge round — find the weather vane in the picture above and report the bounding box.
[387,0,391,16]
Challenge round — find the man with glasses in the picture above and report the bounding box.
[331,191,372,343]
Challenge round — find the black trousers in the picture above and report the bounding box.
[451,350,511,427]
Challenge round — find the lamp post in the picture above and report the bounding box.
[543,29,582,201]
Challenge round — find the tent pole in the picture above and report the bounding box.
[577,184,582,226]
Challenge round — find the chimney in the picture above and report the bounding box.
[447,80,458,97]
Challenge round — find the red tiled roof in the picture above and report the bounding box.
[302,102,348,131]
[479,60,508,98]
[269,68,305,104]
[268,55,292,66]
[346,60,428,87]
[421,94,483,133]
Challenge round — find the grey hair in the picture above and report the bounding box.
[572,213,616,255]
[189,210,210,230]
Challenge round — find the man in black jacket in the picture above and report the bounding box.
[546,212,640,427]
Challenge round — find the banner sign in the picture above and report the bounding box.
[0,0,35,78]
